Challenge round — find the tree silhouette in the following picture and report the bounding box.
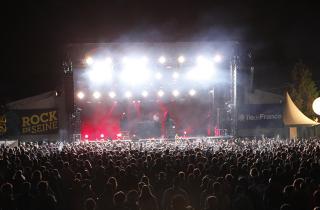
[289,61,319,118]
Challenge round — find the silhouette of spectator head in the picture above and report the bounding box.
[113,191,126,206]
[171,194,187,210]
[85,198,96,210]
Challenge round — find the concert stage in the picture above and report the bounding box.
[81,135,232,143]
[68,42,238,141]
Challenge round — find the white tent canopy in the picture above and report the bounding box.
[283,92,319,126]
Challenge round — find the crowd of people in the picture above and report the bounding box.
[1,137,320,210]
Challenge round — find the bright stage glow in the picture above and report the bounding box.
[86,57,94,65]
[172,90,180,97]
[117,133,122,137]
[105,57,112,64]
[213,54,222,63]
[84,134,89,139]
[155,72,162,80]
[142,56,148,63]
[172,72,179,79]
[100,134,104,138]
[189,89,196,96]
[158,90,164,97]
[142,90,148,97]
[93,91,101,99]
[120,57,150,85]
[158,56,166,64]
[125,91,132,98]
[178,56,185,64]
[88,60,113,84]
[109,91,116,98]
[187,56,215,81]
[77,91,85,99]
[313,97,320,115]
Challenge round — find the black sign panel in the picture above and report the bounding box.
[0,109,59,137]
[238,104,283,129]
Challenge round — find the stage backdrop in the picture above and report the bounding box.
[238,104,283,129]
[0,109,59,137]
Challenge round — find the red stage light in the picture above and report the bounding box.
[117,133,122,137]
[84,134,89,139]
[100,134,104,138]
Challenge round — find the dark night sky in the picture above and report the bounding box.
[2,0,320,102]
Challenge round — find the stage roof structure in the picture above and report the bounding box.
[283,92,319,126]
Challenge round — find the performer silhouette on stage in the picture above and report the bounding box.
[164,112,175,139]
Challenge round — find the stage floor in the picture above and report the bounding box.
[81,135,233,143]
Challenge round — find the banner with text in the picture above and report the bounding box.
[238,104,283,129]
[0,109,59,137]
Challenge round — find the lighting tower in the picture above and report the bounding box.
[230,43,240,137]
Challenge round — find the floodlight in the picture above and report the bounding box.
[109,91,116,98]
[187,56,215,81]
[121,57,150,85]
[172,90,180,97]
[86,56,94,65]
[84,134,89,139]
[100,134,104,138]
[158,56,166,64]
[189,89,196,96]
[142,90,148,97]
[313,97,320,115]
[178,56,185,64]
[93,91,101,99]
[213,54,222,63]
[155,72,162,80]
[77,91,85,99]
[88,60,113,84]
[125,91,132,98]
[158,90,164,97]
[172,72,179,79]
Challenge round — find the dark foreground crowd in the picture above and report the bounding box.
[1,138,320,210]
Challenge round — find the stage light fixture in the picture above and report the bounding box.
[125,91,132,98]
[77,91,85,99]
[93,91,101,99]
[173,72,179,79]
[88,60,113,84]
[189,89,196,96]
[187,56,215,81]
[117,133,122,137]
[155,72,162,80]
[142,90,148,97]
[86,56,94,65]
[178,56,185,64]
[109,91,116,98]
[158,56,166,64]
[172,90,180,97]
[213,54,222,63]
[84,134,89,139]
[121,57,150,85]
[158,90,164,97]
[100,134,104,138]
